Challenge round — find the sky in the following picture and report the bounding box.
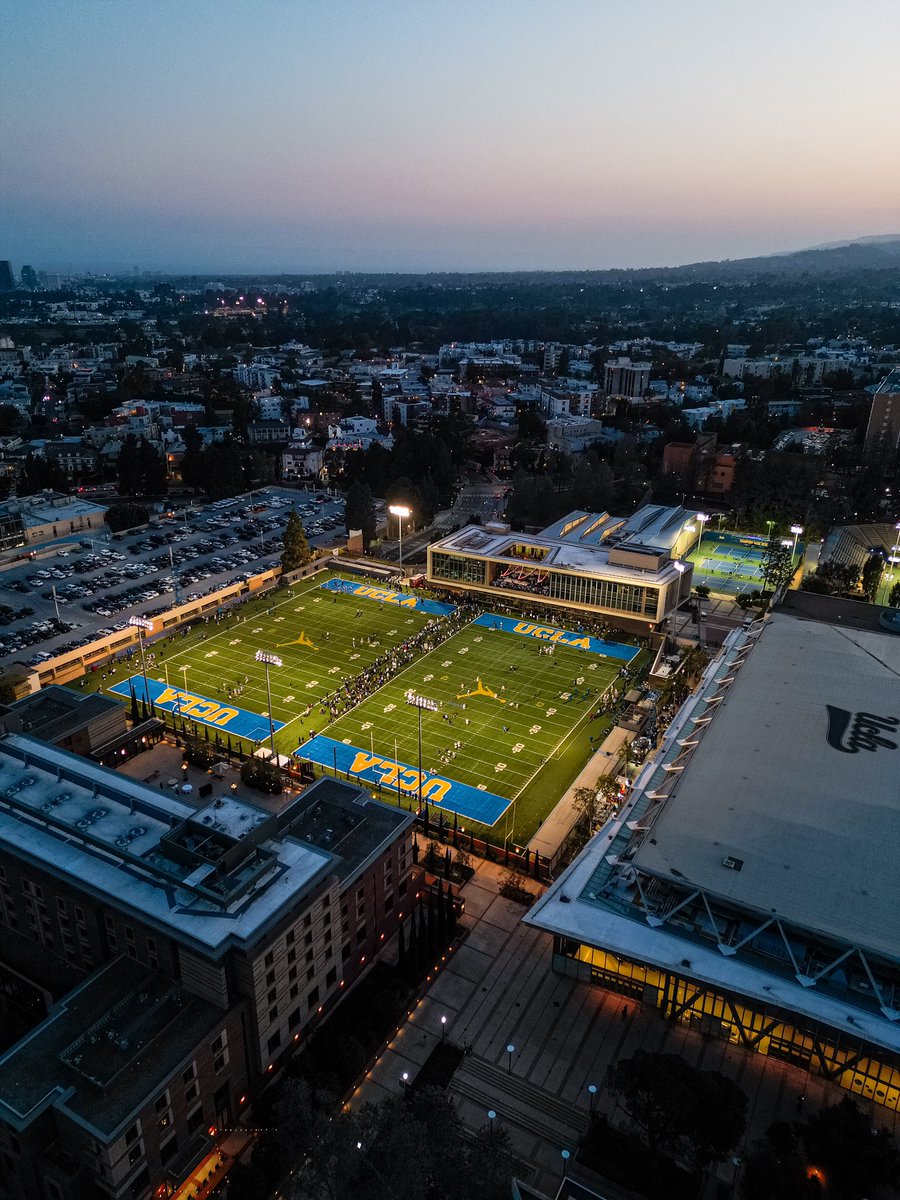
[2,0,900,275]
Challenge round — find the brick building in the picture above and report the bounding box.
[0,734,417,1200]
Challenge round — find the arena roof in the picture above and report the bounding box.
[631,612,900,960]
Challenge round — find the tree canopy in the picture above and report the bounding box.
[608,1050,747,1170]
[281,510,312,573]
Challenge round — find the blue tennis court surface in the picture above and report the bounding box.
[297,735,512,826]
[110,675,284,741]
[473,613,639,661]
[319,576,457,616]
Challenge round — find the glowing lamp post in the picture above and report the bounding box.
[790,524,803,558]
[506,1043,515,1074]
[388,504,411,568]
[127,616,153,707]
[696,511,709,544]
[256,650,283,760]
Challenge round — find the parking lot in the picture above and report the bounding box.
[0,487,347,670]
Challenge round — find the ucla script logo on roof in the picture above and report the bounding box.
[825,705,899,754]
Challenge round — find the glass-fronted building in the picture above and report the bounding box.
[426,506,700,632]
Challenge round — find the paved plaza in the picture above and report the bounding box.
[352,858,900,1196]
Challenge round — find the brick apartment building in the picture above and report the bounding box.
[661,432,742,498]
[0,734,417,1200]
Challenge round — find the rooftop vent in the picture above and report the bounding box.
[722,856,744,872]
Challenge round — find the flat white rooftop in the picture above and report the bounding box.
[0,735,332,954]
[633,613,900,960]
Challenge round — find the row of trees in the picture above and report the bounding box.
[228,1083,515,1200]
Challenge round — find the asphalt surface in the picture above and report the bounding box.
[0,487,348,669]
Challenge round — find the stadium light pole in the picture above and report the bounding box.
[405,691,438,808]
[790,524,803,558]
[128,616,153,705]
[388,503,411,569]
[256,650,283,761]
[696,512,709,544]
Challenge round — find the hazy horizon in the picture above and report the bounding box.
[3,0,900,276]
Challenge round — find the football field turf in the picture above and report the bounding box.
[91,574,437,751]
[80,571,641,844]
[311,618,626,838]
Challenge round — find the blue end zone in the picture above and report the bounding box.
[474,613,638,662]
[297,735,511,827]
[320,576,456,616]
[110,675,284,742]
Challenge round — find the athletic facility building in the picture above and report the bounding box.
[526,598,900,1111]
[426,505,699,633]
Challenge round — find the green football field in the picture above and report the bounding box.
[319,621,625,842]
[82,574,436,750]
[78,570,640,844]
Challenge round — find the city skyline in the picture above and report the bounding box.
[3,0,900,273]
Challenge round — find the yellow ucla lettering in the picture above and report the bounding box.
[514,622,536,634]
[350,751,382,775]
[374,761,402,786]
[397,768,421,792]
[211,707,239,727]
[157,686,181,706]
[569,637,590,650]
[398,596,417,607]
[422,778,452,803]
[188,699,221,720]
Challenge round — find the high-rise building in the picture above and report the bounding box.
[864,368,900,456]
[0,262,15,291]
[19,265,38,290]
[603,356,651,400]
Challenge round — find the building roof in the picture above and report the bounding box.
[875,368,900,394]
[0,736,412,957]
[0,735,333,955]
[526,610,900,1053]
[0,685,122,743]
[0,956,225,1137]
[631,612,900,959]
[430,504,702,582]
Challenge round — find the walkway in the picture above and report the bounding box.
[351,858,899,1197]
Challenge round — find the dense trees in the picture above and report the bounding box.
[104,501,150,532]
[741,1098,899,1200]
[345,479,377,546]
[730,453,820,529]
[116,434,168,496]
[608,1051,747,1171]
[227,1086,515,1200]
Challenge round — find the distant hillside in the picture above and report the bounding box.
[672,236,900,280]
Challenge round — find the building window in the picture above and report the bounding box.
[307,986,319,1009]
[182,1062,197,1086]
[264,949,275,967]
[268,1030,281,1054]
[187,1107,204,1135]
[325,966,337,987]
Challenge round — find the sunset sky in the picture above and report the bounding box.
[3,0,899,273]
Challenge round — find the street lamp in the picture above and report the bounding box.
[561,1149,571,1178]
[256,650,283,760]
[401,1071,409,1090]
[587,1083,597,1114]
[440,1015,447,1044]
[790,523,803,558]
[388,503,412,568]
[487,1109,496,1135]
[506,1043,515,1074]
[127,616,153,706]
